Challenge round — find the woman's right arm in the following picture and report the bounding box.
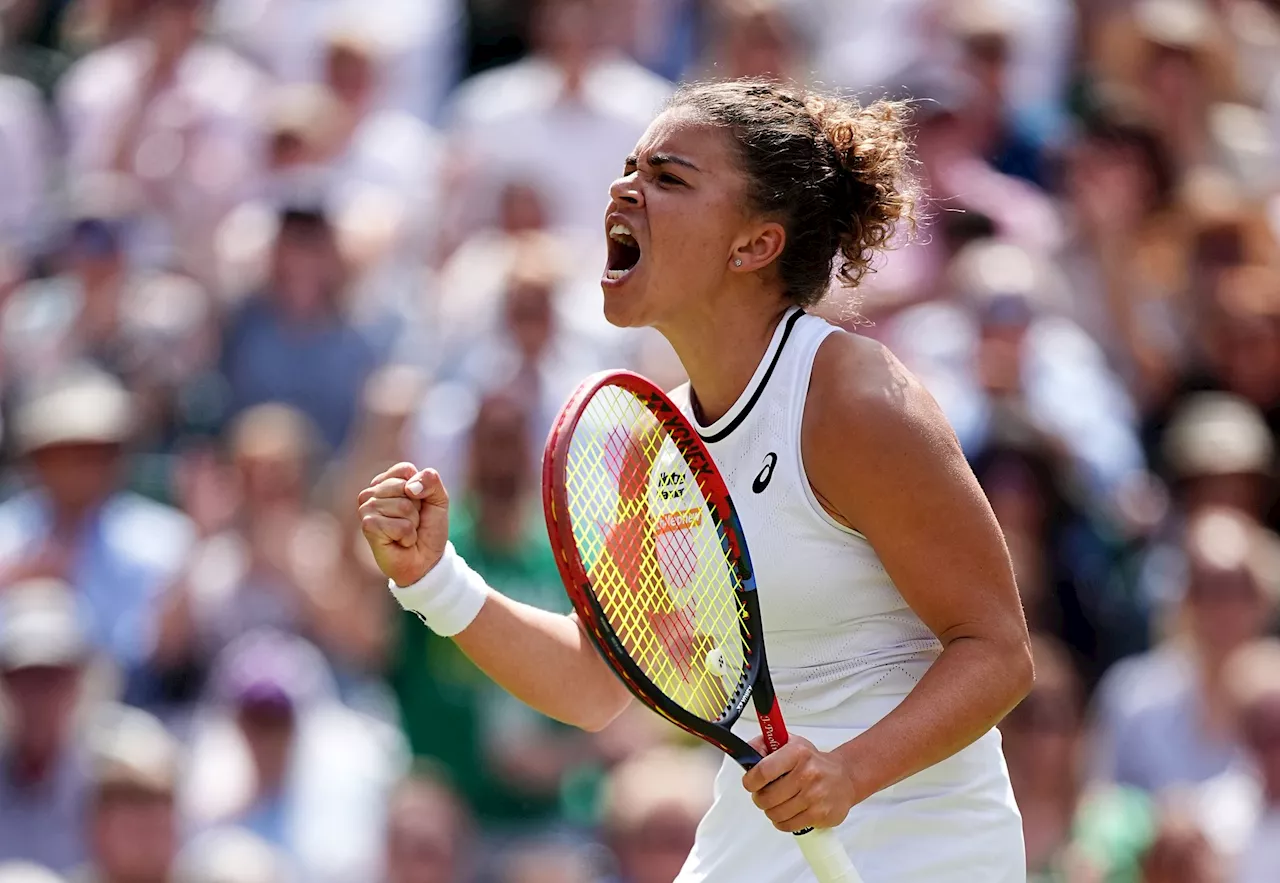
[358,463,631,732]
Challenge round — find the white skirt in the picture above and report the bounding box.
[676,722,1026,883]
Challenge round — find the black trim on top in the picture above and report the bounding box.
[696,308,804,444]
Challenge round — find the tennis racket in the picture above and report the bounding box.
[542,370,864,883]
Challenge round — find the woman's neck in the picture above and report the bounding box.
[659,298,790,425]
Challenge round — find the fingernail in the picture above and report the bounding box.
[407,480,424,496]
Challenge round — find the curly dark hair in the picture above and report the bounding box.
[669,79,920,307]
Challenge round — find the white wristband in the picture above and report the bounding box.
[389,542,489,637]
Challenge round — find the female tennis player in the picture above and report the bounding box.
[359,79,1032,881]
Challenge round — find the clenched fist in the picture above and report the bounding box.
[358,463,451,587]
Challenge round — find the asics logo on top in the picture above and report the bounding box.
[752,453,778,494]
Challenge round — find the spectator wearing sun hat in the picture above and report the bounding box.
[0,580,95,874]
[1161,392,1275,520]
[79,705,183,883]
[0,364,195,707]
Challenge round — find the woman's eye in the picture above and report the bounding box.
[659,174,683,186]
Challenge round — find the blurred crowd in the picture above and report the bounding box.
[0,0,1278,881]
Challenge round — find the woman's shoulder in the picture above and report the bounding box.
[800,328,967,530]
[806,327,947,442]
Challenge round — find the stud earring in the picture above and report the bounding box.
[734,258,743,267]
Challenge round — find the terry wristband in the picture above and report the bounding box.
[388,542,489,637]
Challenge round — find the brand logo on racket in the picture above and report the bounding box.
[657,471,686,500]
[752,453,778,494]
[654,508,702,535]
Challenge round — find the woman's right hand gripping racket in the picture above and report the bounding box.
[542,370,865,883]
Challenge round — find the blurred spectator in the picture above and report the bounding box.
[2,216,135,381]
[600,746,716,883]
[495,842,598,883]
[173,826,293,883]
[1175,267,1280,451]
[1003,635,1087,878]
[394,391,597,833]
[623,0,700,83]
[184,630,406,883]
[0,365,195,700]
[948,1,1053,188]
[913,79,1064,253]
[1092,507,1280,793]
[1003,634,1169,882]
[250,31,443,287]
[886,239,1145,503]
[433,212,559,351]
[381,768,473,883]
[803,0,1076,137]
[1059,90,1186,400]
[1004,636,1088,880]
[154,403,388,691]
[443,0,672,235]
[1,216,218,440]
[1160,393,1274,522]
[971,418,1150,686]
[1139,391,1278,615]
[1222,637,1280,883]
[211,0,462,124]
[1091,0,1235,174]
[220,205,383,451]
[325,364,428,524]
[697,0,806,82]
[1131,391,1277,620]
[438,253,607,446]
[1138,808,1227,883]
[56,0,265,279]
[0,73,52,257]
[857,84,1064,316]
[0,581,93,874]
[83,705,182,883]
[316,30,442,256]
[2,0,1280,877]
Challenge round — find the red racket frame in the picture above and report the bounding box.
[542,370,792,771]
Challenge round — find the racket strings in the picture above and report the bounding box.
[563,387,749,722]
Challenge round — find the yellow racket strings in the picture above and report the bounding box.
[563,386,749,722]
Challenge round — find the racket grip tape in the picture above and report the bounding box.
[794,828,866,883]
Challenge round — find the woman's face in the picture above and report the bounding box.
[601,109,757,330]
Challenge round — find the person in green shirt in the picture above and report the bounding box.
[390,391,602,834]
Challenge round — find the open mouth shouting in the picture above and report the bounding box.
[604,220,642,286]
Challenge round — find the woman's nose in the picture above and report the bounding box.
[608,173,643,207]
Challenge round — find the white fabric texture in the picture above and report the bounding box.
[668,307,1025,883]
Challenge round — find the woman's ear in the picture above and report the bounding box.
[730,221,786,273]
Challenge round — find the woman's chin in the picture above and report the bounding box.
[600,280,648,328]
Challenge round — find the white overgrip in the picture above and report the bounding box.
[794,827,865,883]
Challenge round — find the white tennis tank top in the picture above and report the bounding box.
[669,307,1025,883]
[670,306,942,720]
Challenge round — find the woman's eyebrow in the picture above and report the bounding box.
[625,153,702,172]
[649,153,702,172]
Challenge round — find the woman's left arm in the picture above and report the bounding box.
[743,334,1034,832]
